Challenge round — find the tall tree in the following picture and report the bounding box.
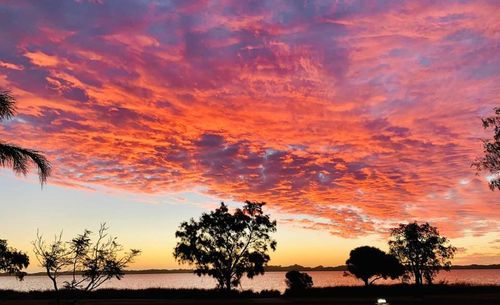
[0,239,29,280]
[473,107,500,190]
[174,201,277,291]
[389,222,456,285]
[346,246,404,286]
[0,89,51,184]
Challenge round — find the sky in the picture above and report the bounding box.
[0,0,499,271]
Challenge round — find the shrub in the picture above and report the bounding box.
[285,270,313,293]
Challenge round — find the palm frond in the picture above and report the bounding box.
[0,143,51,185]
[0,90,16,121]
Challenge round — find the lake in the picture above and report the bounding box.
[0,270,498,292]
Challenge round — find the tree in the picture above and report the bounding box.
[473,107,500,190]
[32,223,140,292]
[0,89,51,185]
[346,246,404,286]
[285,270,313,292]
[32,232,67,292]
[389,222,456,285]
[0,239,29,280]
[174,201,277,291]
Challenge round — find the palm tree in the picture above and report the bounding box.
[0,89,51,185]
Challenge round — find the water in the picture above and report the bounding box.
[0,270,498,292]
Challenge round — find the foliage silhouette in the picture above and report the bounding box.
[32,223,140,293]
[473,107,500,190]
[174,201,277,291]
[346,246,404,285]
[0,284,498,303]
[0,89,51,185]
[389,222,456,285]
[0,239,29,280]
[285,270,313,292]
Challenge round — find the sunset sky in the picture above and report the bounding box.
[0,0,499,271]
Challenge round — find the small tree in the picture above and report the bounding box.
[346,246,404,286]
[174,201,277,291]
[389,222,456,285]
[285,270,313,292]
[0,239,29,280]
[32,232,67,292]
[32,224,140,292]
[473,107,500,190]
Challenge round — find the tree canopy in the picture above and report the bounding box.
[0,89,51,185]
[473,107,500,190]
[389,222,456,285]
[0,239,29,280]
[174,201,277,291]
[346,246,404,286]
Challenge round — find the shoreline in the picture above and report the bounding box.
[2,264,499,277]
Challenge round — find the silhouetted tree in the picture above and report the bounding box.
[32,232,66,292]
[0,89,51,185]
[32,223,140,292]
[473,107,500,190]
[285,270,313,292]
[174,201,277,291]
[389,222,456,285]
[0,239,29,280]
[346,246,404,286]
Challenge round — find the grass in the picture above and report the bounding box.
[0,288,280,300]
[0,284,498,305]
[284,283,500,297]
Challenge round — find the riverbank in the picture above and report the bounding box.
[0,284,499,305]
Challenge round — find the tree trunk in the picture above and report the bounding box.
[47,268,58,292]
[50,278,60,305]
[414,269,422,285]
[225,275,232,292]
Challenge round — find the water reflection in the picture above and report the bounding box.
[0,270,498,292]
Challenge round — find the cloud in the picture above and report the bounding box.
[0,0,499,238]
[0,60,23,71]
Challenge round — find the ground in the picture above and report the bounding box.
[1,293,500,305]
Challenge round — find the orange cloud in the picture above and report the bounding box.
[24,51,61,67]
[0,61,23,70]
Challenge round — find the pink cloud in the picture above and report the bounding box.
[0,0,498,239]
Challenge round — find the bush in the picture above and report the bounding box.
[260,289,281,297]
[285,270,313,293]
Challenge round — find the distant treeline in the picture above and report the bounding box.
[266,264,347,271]
[451,264,500,270]
[124,264,500,273]
[3,264,497,277]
